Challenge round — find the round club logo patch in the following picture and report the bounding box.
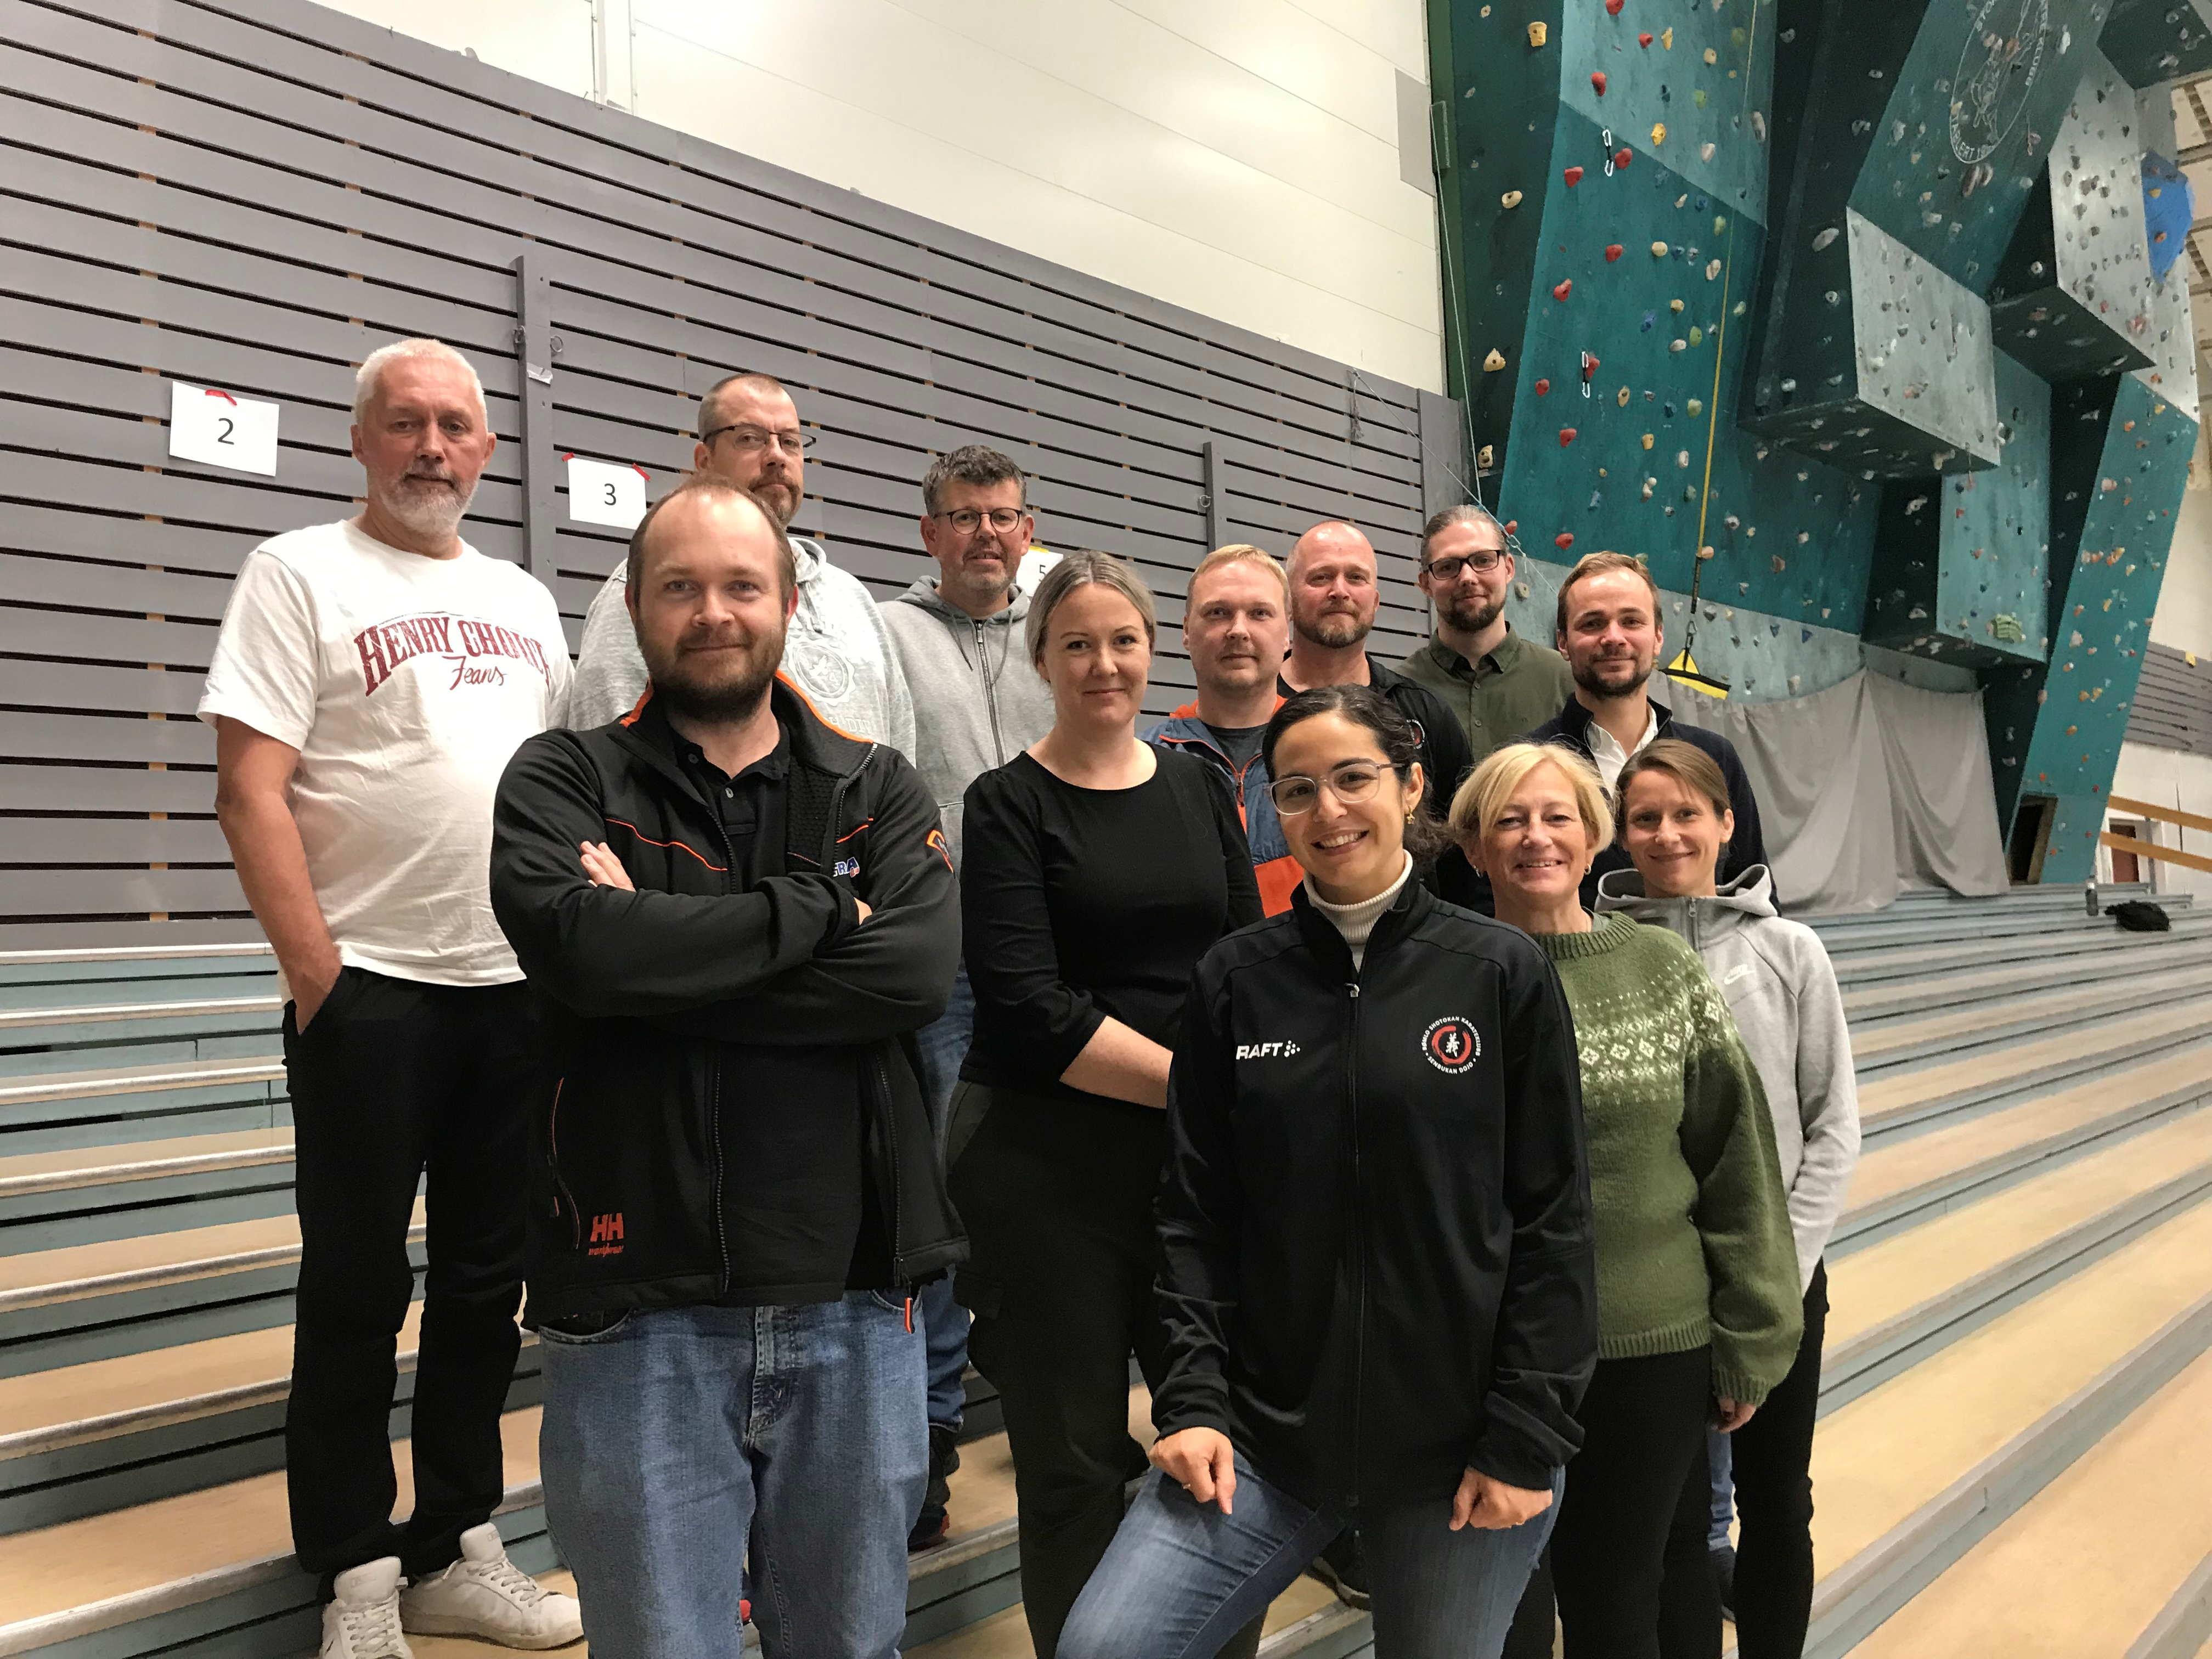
[1423,1016,1481,1075]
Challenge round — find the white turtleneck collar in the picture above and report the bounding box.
[1305,851,1415,970]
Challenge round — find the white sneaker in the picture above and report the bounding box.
[321,1557,413,1659]
[398,1523,584,1649]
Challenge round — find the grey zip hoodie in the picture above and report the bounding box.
[878,578,1055,866]
[1596,864,1859,1288]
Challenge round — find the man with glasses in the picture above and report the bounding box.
[1394,505,1573,767]
[878,444,1055,1550]
[571,373,914,755]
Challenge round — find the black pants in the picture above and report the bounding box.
[283,968,533,1583]
[1658,1263,1831,1659]
[1505,1347,1713,1659]
[951,1083,1261,1659]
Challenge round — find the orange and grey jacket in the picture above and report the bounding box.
[1146,702,1301,916]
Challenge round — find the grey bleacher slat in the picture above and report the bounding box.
[0,770,220,817]
[2124,1548,2212,1659]
[0,665,207,723]
[0,872,246,921]
[0,714,214,769]
[0,823,229,868]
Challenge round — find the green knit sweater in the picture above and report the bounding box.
[1539,911,1803,1405]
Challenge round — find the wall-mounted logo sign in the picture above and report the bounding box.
[1950,0,2049,166]
[168,381,280,476]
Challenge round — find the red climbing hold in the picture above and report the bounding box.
[1559,428,1577,446]
[1553,278,1573,301]
[1504,520,1519,535]
[1564,165,1584,186]
[1535,378,1551,395]
[1605,244,1624,262]
[1591,71,1608,95]
[1606,0,1624,13]
[1615,148,1633,169]
[1639,31,1654,46]
[1555,533,1575,549]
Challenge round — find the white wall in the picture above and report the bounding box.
[318,0,1447,393]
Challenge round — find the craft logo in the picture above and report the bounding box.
[833,856,861,879]
[1423,1016,1481,1075]
[1949,0,2047,166]
[1235,1040,1301,1060]
[353,612,554,697]
[586,1212,625,1257]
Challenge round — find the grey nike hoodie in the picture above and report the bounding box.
[1597,863,1859,1287]
[878,578,1054,866]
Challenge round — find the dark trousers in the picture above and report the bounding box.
[283,967,533,1583]
[951,1083,1261,1659]
[1505,1347,1714,1659]
[1659,1263,1830,1659]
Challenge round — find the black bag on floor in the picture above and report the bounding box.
[2110,899,2172,932]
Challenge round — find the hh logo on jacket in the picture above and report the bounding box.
[1422,1017,1482,1075]
[587,1212,625,1257]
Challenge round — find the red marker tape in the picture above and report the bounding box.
[204,387,238,404]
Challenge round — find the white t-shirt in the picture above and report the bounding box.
[198,520,573,988]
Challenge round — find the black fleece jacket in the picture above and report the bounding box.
[489,678,965,1319]
[1153,881,1597,1510]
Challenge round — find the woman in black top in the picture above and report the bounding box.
[953,551,1262,1659]
[1058,687,1595,1659]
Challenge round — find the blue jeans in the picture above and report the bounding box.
[912,968,975,1434]
[538,1295,926,1659]
[1060,1453,1560,1659]
[1708,1429,1734,1550]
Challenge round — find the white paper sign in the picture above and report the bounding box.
[1017,546,1060,594]
[168,381,279,476]
[567,455,649,529]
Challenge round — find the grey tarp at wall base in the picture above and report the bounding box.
[1667,670,2011,915]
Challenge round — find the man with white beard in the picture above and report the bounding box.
[201,338,582,1658]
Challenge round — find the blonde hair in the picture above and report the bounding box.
[1555,551,1661,638]
[1188,543,1289,605]
[1025,550,1158,667]
[1449,741,1615,852]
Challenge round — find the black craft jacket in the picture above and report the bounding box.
[489,678,965,1321]
[1152,880,1597,1510]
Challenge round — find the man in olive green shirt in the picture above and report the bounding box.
[1395,504,1574,763]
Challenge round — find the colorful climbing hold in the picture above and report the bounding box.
[1650,241,1669,258]
[1527,19,1547,46]
[1606,0,1624,14]
[1564,165,1584,186]
[1555,533,1575,549]
[1482,348,1506,372]
[1616,148,1632,169]
[1500,189,1524,209]
[1605,244,1624,262]
[1591,71,1607,95]
[1641,433,1655,449]
[1553,278,1573,301]
[1651,121,1667,145]
[1535,378,1551,394]
[1662,26,1673,47]
[1503,520,1517,535]
[1640,31,1654,46]
[1559,428,1577,446]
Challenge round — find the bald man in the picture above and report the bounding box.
[1279,521,1472,805]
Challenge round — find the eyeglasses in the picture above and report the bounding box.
[932,507,1028,534]
[1423,549,1504,580]
[1269,762,1385,815]
[703,425,816,455]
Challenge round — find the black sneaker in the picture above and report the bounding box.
[1711,1543,1737,1622]
[1306,1527,1371,1611]
[908,1424,962,1552]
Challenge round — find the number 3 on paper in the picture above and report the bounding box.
[168,382,280,476]
[567,456,649,529]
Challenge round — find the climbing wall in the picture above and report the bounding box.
[1427,0,2202,884]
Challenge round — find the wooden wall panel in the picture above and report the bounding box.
[0,0,1460,949]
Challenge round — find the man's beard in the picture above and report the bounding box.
[645,632,785,724]
[1438,590,1504,634]
[1293,606,1370,651]
[745,465,800,528]
[374,470,476,539]
[1571,652,1650,701]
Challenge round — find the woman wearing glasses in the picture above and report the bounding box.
[1058,686,1597,1659]
[951,551,1262,1659]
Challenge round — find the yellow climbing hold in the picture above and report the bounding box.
[1688,326,1704,345]
[1527,19,1548,46]
[1642,433,1656,449]
[1652,122,1668,145]
[1670,298,1686,312]
[1663,26,1674,48]
[1502,189,1524,208]
[1704,46,1718,63]
[1687,398,1704,416]
[1651,240,1670,257]
[1483,348,1506,372]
